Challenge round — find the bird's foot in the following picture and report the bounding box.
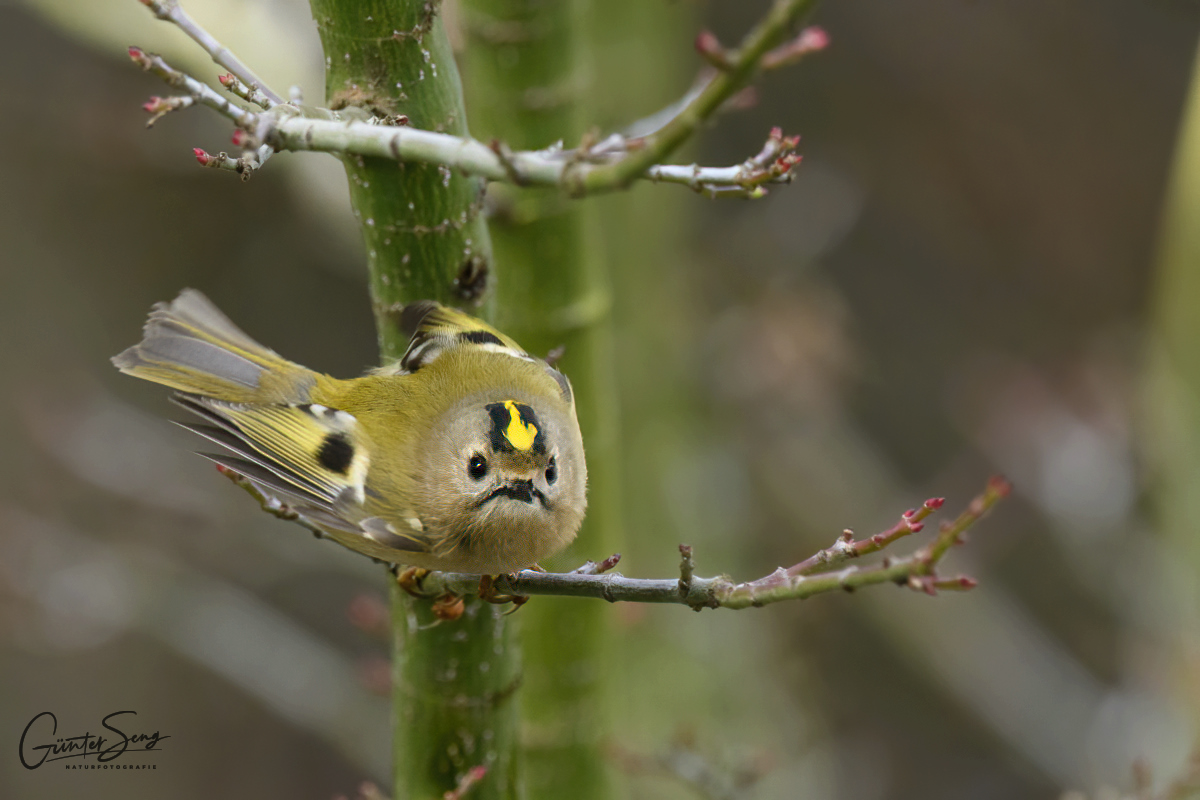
[395,566,432,597]
[478,574,529,612]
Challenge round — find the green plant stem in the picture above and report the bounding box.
[458,1,616,797]
[305,2,517,799]
[1146,32,1200,746]
[1150,36,1200,570]
[310,0,495,352]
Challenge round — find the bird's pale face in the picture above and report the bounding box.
[419,396,586,573]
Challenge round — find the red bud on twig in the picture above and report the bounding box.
[797,26,830,52]
[762,26,830,71]
[695,30,733,70]
[594,553,622,574]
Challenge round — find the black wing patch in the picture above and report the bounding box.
[459,330,505,347]
[317,433,355,475]
[391,301,533,374]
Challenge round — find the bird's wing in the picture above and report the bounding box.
[173,394,432,554]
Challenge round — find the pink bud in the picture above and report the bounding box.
[773,154,802,174]
[142,96,162,113]
[926,497,945,509]
[798,26,830,53]
[695,30,722,55]
[128,46,145,61]
[902,508,916,518]
[231,129,248,147]
[219,74,234,87]
[193,148,211,165]
[908,521,924,534]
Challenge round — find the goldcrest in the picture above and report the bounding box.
[113,290,587,574]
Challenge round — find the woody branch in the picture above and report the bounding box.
[129,0,824,196]
[418,477,1011,610]
[221,463,1009,612]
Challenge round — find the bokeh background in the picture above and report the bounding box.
[3,0,1200,798]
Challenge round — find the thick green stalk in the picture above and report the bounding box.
[458,2,617,797]
[310,0,495,352]
[1147,36,1200,667]
[306,3,519,799]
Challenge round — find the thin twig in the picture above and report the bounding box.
[787,496,945,576]
[128,0,818,197]
[678,544,697,601]
[416,477,1010,611]
[568,0,822,194]
[620,72,756,140]
[129,48,273,177]
[141,94,194,127]
[137,0,284,106]
[130,47,256,125]
[129,46,802,194]
[219,73,273,110]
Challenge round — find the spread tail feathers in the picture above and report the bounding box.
[112,289,316,404]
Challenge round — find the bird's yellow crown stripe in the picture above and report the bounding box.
[502,400,537,452]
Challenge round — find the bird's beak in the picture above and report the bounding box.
[475,479,546,508]
[506,480,535,504]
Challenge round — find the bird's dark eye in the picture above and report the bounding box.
[468,454,488,480]
[545,456,558,485]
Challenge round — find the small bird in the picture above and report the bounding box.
[113,290,587,575]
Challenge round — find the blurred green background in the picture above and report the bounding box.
[3,0,1200,798]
